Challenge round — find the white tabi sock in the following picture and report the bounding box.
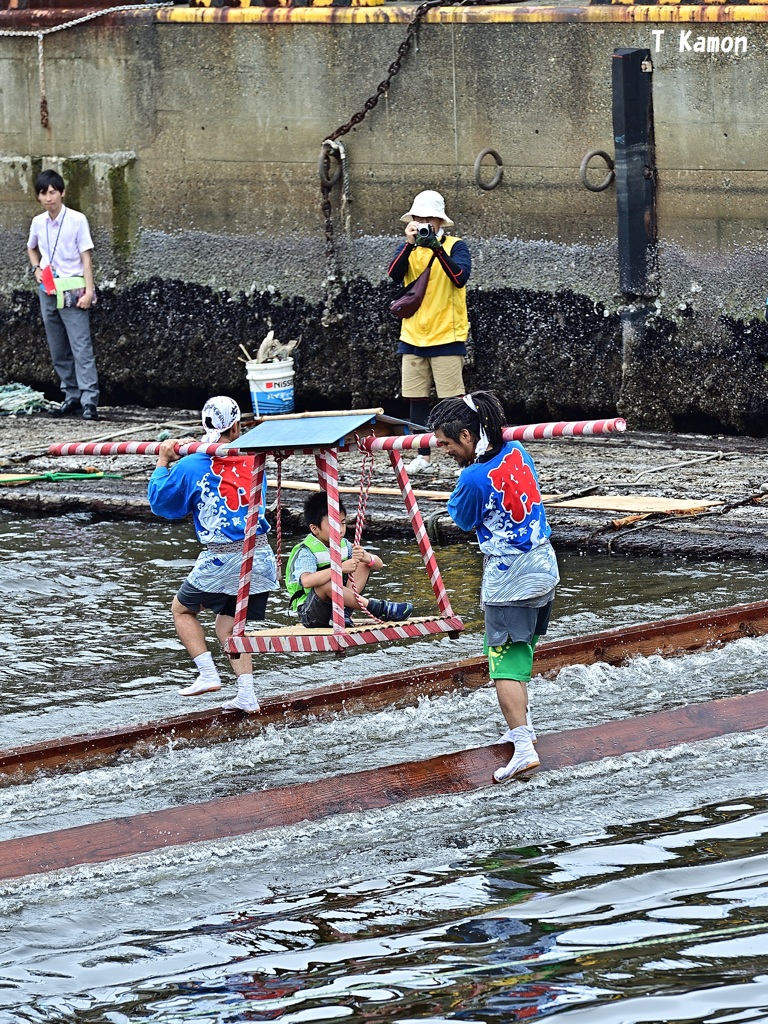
[222,672,260,713]
[193,651,220,683]
[237,672,255,694]
[178,652,222,696]
[493,726,540,784]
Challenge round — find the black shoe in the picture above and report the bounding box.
[51,397,82,417]
[82,404,99,421]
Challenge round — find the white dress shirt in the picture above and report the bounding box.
[27,205,94,278]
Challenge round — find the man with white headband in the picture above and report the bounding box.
[428,391,559,782]
[148,396,278,712]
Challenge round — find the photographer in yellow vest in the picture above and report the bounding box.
[388,189,472,473]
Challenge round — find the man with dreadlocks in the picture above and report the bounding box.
[428,391,559,782]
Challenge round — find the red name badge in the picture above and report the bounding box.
[40,265,56,295]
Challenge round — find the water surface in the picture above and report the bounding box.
[1,512,767,1022]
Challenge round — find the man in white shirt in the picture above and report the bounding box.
[27,169,100,421]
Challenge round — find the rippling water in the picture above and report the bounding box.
[1,512,768,1021]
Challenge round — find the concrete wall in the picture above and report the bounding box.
[1,4,768,430]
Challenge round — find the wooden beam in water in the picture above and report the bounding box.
[3,600,768,779]
[0,690,766,881]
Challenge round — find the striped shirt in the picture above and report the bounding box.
[189,537,277,596]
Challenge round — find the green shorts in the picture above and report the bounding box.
[483,634,540,681]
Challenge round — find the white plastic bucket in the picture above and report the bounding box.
[246,358,295,416]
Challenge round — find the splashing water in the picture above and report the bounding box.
[2,513,768,1020]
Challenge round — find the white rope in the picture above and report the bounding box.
[0,3,172,38]
[0,3,173,126]
[322,138,351,240]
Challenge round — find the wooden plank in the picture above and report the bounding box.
[244,615,445,637]
[270,479,565,503]
[3,600,768,779]
[1,690,766,881]
[267,486,722,513]
[547,495,721,513]
[267,478,456,502]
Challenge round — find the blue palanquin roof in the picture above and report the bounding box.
[233,413,379,453]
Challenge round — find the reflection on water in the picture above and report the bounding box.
[1,512,768,1021]
[3,794,768,1021]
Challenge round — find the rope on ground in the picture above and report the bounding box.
[0,3,172,127]
[631,450,740,485]
[0,384,56,416]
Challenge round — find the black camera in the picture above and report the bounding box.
[414,223,436,246]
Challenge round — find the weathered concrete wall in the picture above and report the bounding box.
[1,5,768,430]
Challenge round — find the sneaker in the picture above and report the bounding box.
[178,677,222,696]
[493,727,540,783]
[222,691,261,713]
[409,454,435,475]
[366,598,413,622]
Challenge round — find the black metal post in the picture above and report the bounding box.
[613,47,662,427]
[612,47,657,297]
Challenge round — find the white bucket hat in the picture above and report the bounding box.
[201,396,241,442]
[400,189,454,226]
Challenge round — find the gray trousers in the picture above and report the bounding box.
[39,290,100,406]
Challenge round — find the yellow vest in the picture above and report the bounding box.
[399,236,470,348]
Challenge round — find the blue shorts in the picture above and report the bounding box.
[176,581,268,620]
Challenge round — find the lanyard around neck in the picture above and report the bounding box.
[45,208,67,272]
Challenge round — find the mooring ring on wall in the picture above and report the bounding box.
[474,148,504,191]
[318,143,342,188]
[579,149,615,193]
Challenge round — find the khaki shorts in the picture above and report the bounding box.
[401,353,465,399]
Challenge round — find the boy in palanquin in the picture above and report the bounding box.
[148,396,278,712]
[428,391,560,783]
[285,491,413,627]
[388,189,471,475]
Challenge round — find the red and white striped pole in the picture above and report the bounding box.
[48,441,236,458]
[389,448,454,618]
[315,449,348,637]
[49,418,626,460]
[230,452,267,646]
[359,416,627,453]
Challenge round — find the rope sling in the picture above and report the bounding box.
[271,446,385,625]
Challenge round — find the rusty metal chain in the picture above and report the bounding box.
[326,0,446,146]
[319,0,519,319]
[319,0,445,321]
